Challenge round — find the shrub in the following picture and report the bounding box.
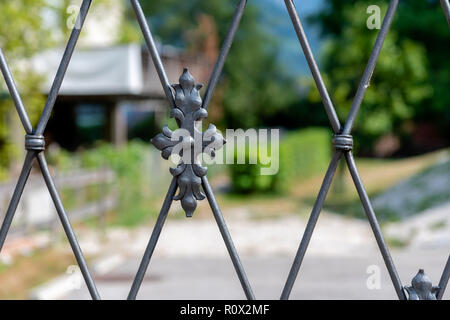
[79,141,156,226]
[47,141,164,226]
[275,128,332,191]
[229,127,332,193]
[229,143,276,193]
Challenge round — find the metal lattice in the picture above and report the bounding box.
[0,0,449,300]
[280,0,450,301]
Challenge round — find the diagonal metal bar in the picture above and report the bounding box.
[441,0,450,25]
[282,0,403,301]
[284,0,341,134]
[342,0,399,135]
[128,177,178,300]
[35,0,92,135]
[131,0,253,299]
[202,176,255,300]
[344,151,406,300]
[37,152,100,300]
[202,0,247,111]
[280,151,342,300]
[437,255,450,299]
[0,151,35,252]
[0,49,33,134]
[130,0,176,109]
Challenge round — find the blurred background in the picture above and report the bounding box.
[0,0,448,299]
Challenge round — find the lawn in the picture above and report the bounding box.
[205,149,447,222]
[0,248,78,299]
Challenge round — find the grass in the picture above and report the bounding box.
[386,236,411,248]
[209,149,446,222]
[429,220,447,231]
[321,150,445,222]
[0,248,79,299]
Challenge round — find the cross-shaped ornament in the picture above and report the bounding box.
[127,0,255,300]
[151,68,225,217]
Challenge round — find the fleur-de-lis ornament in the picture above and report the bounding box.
[151,68,225,217]
[404,269,439,300]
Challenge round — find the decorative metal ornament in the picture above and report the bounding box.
[404,269,439,300]
[151,68,225,217]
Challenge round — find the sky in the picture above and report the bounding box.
[257,0,324,76]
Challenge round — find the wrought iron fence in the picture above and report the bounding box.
[0,0,449,300]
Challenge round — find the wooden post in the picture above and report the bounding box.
[111,103,127,146]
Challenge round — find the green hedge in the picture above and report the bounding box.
[230,144,277,193]
[47,141,161,226]
[229,128,332,193]
[275,128,332,191]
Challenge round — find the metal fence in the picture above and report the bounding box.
[0,0,449,300]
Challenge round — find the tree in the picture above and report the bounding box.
[393,0,450,144]
[0,0,51,179]
[307,0,446,155]
[137,0,297,129]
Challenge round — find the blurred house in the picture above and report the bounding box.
[32,44,212,150]
[31,0,215,151]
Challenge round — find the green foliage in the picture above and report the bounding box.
[0,0,51,180]
[275,128,332,191]
[229,141,277,194]
[78,141,155,226]
[139,0,297,129]
[48,141,160,226]
[49,0,140,43]
[0,0,52,57]
[393,0,450,138]
[307,1,438,154]
[308,0,450,154]
[229,128,332,194]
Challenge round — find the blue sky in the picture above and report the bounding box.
[257,0,324,76]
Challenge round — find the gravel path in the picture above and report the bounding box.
[49,206,450,300]
[65,251,448,300]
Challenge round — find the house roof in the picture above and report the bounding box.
[8,43,211,102]
[31,43,182,98]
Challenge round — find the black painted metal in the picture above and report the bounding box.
[0,0,448,301]
[405,269,439,300]
[437,255,450,300]
[150,68,225,217]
